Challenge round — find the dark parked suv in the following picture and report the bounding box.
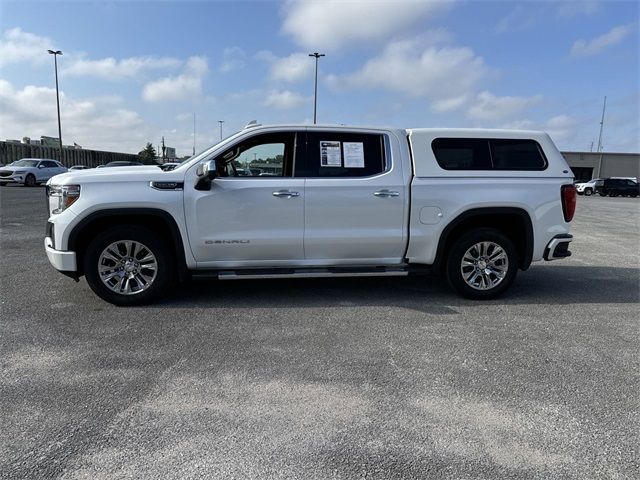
[595,178,639,197]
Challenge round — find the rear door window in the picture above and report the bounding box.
[296,132,386,178]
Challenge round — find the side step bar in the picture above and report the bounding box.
[192,265,410,281]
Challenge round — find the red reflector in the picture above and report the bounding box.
[561,185,577,222]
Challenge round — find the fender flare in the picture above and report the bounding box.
[433,207,534,271]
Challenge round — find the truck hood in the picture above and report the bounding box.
[48,166,182,185]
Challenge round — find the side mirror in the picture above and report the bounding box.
[39,164,46,169]
[195,159,218,191]
[196,159,218,180]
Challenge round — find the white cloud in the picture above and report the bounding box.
[175,113,193,122]
[570,23,636,57]
[326,38,487,111]
[0,79,149,152]
[63,55,181,80]
[544,114,579,142]
[269,52,314,82]
[466,91,542,121]
[220,47,246,73]
[0,27,53,67]
[281,0,452,50]
[495,6,536,34]
[556,0,600,17]
[142,56,208,102]
[501,115,578,144]
[431,95,469,113]
[263,90,309,109]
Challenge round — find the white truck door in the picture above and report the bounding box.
[184,131,305,267]
[299,130,408,264]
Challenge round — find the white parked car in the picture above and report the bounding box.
[0,158,67,186]
[44,124,576,305]
[575,178,601,196]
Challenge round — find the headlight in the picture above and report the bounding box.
[14,170,26,174]
[47,184,81,214]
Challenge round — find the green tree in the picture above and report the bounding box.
[138,142,157,164]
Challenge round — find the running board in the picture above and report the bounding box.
[192,266,409,281]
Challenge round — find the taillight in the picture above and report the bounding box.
[561,184,576,222]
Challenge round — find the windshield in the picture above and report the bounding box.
[12,159,40,167]
[175,130,243,168]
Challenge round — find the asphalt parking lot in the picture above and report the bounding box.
[1,185,638,480]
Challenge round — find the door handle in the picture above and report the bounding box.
[373,189,400,198]
[272,190,300,198]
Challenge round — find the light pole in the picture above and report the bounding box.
[309,52,325,124]
[218,120,225,140]
[47,49,63,158]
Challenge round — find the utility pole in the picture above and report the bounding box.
[47,49,63,158]
[308,52,325,124]
[596,96,607,178]
[161,136,166,163]
[193,113,196,155]
[218,120,225,140]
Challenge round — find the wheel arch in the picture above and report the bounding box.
[433,207,534,272]
[67,208,188,280]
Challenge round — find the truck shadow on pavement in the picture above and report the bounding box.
[163,265,639,311]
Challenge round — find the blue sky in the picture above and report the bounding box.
[0,0,638,155]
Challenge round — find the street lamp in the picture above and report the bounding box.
[218,120,225,140]
[47,49,63,157]
[308,52,325,124]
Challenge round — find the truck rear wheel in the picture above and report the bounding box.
[84,226,174,306]
[446,228,518,300]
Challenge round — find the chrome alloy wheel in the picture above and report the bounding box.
[98,240,158,295]
[460,241,509,291]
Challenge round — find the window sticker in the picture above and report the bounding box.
[343,142,365,168]
[320,141,342,167]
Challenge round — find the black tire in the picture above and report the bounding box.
[584,188,593,196]
[445,228,518,300]
[84,225,175,306]
[24,174,36,187]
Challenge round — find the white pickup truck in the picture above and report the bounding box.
[45,124,576,305]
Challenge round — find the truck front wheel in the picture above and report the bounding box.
[446,228,518,300]
[84,226,174,306]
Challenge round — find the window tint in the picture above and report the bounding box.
[431,138,492,170]
[43,160,59,168]
[297,132,385,178]
[490,139,547,170]
[214,132,295,177]
[432,138,547,171]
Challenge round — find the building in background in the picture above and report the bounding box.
[562,151,640,181]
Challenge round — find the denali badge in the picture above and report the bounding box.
[205,240,250,244]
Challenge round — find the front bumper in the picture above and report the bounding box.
[45,237,77,271]
[0,174,25,183]
[544,234,573,261]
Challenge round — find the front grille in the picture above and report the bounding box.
[0,170,12,177]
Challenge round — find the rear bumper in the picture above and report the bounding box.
[544,234,573,261]
[45,237,77,272]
